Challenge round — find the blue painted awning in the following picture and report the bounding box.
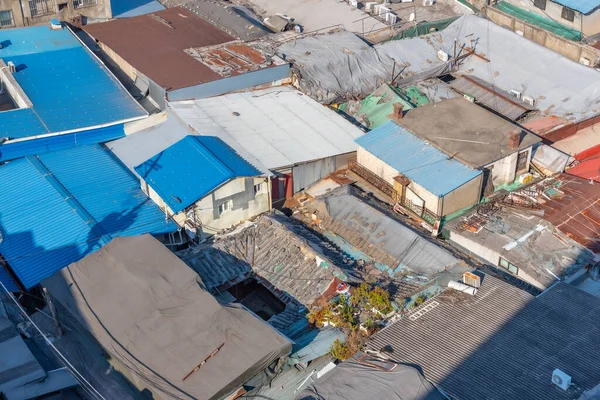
[0,145,176,290]
[135,135,262,214]
[111,0,165,18]
[355,121,481,197]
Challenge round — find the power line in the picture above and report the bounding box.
[0,280,106,400]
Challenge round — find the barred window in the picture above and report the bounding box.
[533,0,546,10]
[29,0,56,17]
[0,10,13,28]
[561,7,575,22]
[73,0,97,8]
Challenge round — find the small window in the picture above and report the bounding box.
[218,199,233,215]
[499,257,519,275]
[533,0,546,10]
[29,0,56,17]
[254,183,264,196]
[58,2,67,10]
[0,10,13,27]
[73,0,97,8]
[561,7,575,22]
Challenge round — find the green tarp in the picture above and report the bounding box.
[389,17,459,40]
[494,2,582,41]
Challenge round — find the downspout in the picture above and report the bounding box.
[17,0,27,26]
[267,176,273,211]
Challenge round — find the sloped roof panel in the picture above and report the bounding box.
[0,25,146,139]
[552,0,600,14]
[355,121,481,196]
[0,145,176,289]
[135,135,261,213]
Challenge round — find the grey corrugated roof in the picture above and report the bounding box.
[367,276,600,400]
[169,86,364,172]
[450,75,536,121]
[178,215,349,307]
[318,186,459,277]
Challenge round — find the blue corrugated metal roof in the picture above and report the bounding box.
[111,0,165,17]
[0,145,176,290]
[551,0,600,14]
[135,135,261,214]
[0,124,125,162]
[0,25,145,139]
[355,121,481,197]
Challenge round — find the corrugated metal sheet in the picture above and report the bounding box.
[169,86,364,173]
[135,135,261,213]
[355,121,481,197]
[552,0,600,14]
[83,8,235,90]
[0,124,125,162]
[322,188,459,277]
[0,145,176,290]
[450,75,535,121]
[0,268,19,292]
[292,157,336,193]
[0,25,145,139]
[111,0,165,18]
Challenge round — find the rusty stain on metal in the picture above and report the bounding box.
[182,343,225,382]
[186,42,270,78]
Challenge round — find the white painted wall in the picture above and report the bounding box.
[141,177,270,239]
[485,148,532,187]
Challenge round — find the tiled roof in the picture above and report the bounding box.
[134,135,261,214]
[0,145,176,290]
[356,121,481,196]
[367,275,600,400]
[0,25,145,139]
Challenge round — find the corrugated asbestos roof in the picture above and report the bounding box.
[169,87,365,173]
[367,276,600,400]
[83,7,236,90]
[551,0,600,14]
[355,121,481,196]
[0,145,176,290]
[135,135,261,214]
[0,25,145,139]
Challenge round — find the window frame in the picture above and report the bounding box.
[218,199,233,215]
[499,257,519,275]
[0,10,14,28]
[561,6,575,22]
[73,0,97,9]
[516,149,530,173]
[28,0,56,17]
[253,182,264,196]
[533,0,546,11]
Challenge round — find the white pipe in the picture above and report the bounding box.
[448,280,478,295]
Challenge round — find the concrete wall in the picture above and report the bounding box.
[142,177,270,240]
[440,174,483,216]
[357,146,399,185]
[503,0,586,32]
[486,6,600,66]
[485,148,532,187]
[449,230,546,289]
[13,0,111,26]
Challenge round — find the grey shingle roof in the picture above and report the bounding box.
[367,275,600,400]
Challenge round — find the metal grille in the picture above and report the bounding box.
[29,0,55,17]
[73,0,97,8]
[0,10,13,27]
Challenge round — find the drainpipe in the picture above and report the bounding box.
[17,0,27,26]
[267,176,272,211]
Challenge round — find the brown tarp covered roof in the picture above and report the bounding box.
[84,7,235,90]
[43,234,291,400]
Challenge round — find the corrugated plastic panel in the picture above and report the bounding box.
[37,145,176,237]
[355,121,481,196]
[0,124,125,162]
[111,0,165,17]
[0,109,47,139]
[135,136,261,213]
[0,25,145,138]
[0,267,19,292]
[0,145,176,289]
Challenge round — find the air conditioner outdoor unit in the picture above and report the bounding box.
[522,95,535,106]
[386,12,398,24]
[580,57,591,66]
[378,6,391,17]
[552,369,571,391]
[7,61,15,73]
[365,1,378,11]
[509,89,521,99]
[422,0,434,6]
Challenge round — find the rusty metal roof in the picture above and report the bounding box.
[185,42,275,78]
[537,173,600,254]
[450,75,536,121]
[83,7,236,90]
